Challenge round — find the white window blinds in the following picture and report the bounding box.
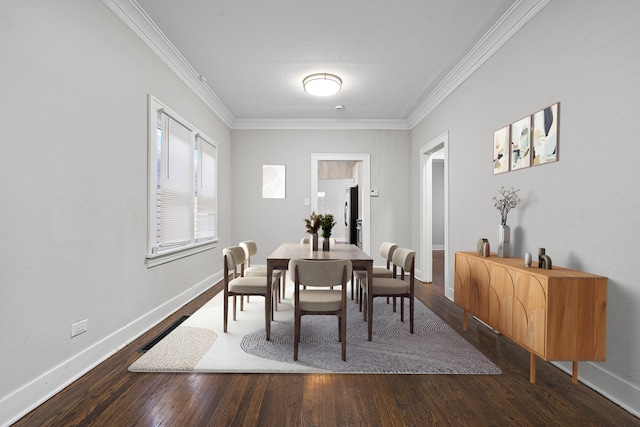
[148,96,218,262]
[195,134,217,241]
[158,110,194,248]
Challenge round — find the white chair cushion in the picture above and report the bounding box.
[245,265,283,278]
[298,290,343,311]
[354,267,393,280]
[370,278,409,295]
[229,276,277,294]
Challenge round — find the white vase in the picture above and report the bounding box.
[524,252,532,267]
[497,224,510,258]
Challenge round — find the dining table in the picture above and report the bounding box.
[265,243,374,341]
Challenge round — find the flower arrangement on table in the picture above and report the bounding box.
[304,211,323,235]
[493,187,521,226]
[321,213,336,239]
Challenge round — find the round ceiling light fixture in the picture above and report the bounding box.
[303,73,342,96]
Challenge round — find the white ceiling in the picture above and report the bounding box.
[107,0,548,129]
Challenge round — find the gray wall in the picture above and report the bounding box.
[0,1,232,422]
[230,129,412,268]
[410,0,640,414]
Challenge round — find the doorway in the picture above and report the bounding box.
[311,154,371,255]
[420,132,452,300]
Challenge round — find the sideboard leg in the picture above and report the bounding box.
[530,353,536,384]
[572,361,579,384]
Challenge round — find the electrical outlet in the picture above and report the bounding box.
[71,319,88,338]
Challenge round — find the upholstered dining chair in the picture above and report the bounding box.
[240,240,285,302]
[353,241,398,302]
[223,246,278,333]
[288,258,352,361]
[360,247,416,334]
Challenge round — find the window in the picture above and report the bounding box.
[147,95,217,266]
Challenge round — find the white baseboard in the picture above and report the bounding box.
[552,361,640,418]
[0,271,222,427]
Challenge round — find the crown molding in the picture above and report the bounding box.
[104,0,549,131]
[231,118,412,131]
[407,0,551,128]
[102,0,235,128]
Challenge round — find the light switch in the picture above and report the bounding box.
[304,198,310,206]
[370,189,379,197]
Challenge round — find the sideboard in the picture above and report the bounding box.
[454,251,607,384]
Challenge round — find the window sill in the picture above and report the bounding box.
[146,240,217,268]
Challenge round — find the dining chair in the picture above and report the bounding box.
[288,258,352,361]
[360,247,416,334]
[353,241,398,302]
[240,240,285,302]
[223,246,278,333]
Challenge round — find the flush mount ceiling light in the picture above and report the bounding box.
[303,73,342,96]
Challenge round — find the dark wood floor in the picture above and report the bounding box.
[14,251,638,426]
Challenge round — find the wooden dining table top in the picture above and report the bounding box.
[267,243,373,265]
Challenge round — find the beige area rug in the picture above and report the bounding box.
[128,283,501,375]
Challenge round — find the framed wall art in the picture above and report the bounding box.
[493,125,510,174]
[532,102,559,165]
[262,164,286,199]
[510,115,531,171]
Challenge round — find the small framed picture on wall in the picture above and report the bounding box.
[532,102,559,165]
[510,115,532,171]
[493,125,510,174]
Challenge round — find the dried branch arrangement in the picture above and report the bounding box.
[493,187,521,226]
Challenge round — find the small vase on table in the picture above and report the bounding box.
[497,224,510,258]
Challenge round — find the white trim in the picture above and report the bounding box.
[146,240,217,268]
[232,118,411,131]
[551,361,640,419]
[103,0,550,131]
[419,132,451,299]
[311,154,371,256]
[0,272,221,427]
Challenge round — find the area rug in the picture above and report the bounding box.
[129,284,501,375]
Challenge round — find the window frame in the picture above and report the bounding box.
[146,95,218,267]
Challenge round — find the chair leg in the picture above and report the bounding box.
[240,295,244,311]
[400,296,405,322]
[410,295,414,334]
[341,313,346,361]
[350,273,355,300]
[223,291,229,332]
[233,295,237,321]
[294,314,301,361]
[362,292,368,321]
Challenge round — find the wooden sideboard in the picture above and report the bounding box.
[454,251,607,384]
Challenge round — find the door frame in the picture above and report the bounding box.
[311,153,371,255]
[420,131,452,300]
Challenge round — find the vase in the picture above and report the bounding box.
[482,241,490,257]
[311,234,319,251]
[497,224,510,258]
[322,238,330,251]
[524,252,532,267]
